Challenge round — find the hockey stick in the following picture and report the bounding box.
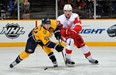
[44,66,58,70]
[58,39,66,65]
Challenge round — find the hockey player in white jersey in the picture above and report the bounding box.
[57,4,98,66]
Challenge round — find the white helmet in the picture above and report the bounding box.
[63,4,72,11]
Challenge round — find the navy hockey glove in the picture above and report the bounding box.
[55,44,64,52]
[45,41,64,52]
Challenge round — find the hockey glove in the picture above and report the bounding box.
[45,41,64,52]
[66,25,82,37]
[55,44,64,52]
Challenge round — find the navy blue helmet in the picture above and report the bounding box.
[42,17,51,25]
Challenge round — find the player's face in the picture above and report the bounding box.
[43,24,51,30]
[64,10,72,18]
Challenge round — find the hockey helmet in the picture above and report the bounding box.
[63,4,72,11]
[42,17,51,25]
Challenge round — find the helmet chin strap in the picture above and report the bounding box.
[42,25,47,30]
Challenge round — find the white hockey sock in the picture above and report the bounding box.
[65,38,74,60]
[80,45,93,60]
[65,46,72,60]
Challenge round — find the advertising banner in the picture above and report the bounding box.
[0,20,115,46]
[81,20,116,42]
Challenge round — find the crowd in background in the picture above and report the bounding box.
[59,0,116,18]
[0,0,30,20]
[0,0,116,19]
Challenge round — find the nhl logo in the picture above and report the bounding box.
[0,23,25,39]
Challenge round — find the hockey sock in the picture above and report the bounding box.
[48,52,57,65]
[19,51,30,60]
[15,56,22,63]
[80,45,93,60]
[15,51,30,63]
[65,38,74,60]
[65,46,72,60]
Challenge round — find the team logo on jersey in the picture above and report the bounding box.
[43,30,47,34]
[0,23,25,39]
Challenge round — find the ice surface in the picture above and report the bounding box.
[0,46,116,75]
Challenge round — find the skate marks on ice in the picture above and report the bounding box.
[5,66,75,75]
[2,63,99,75]
[1,60,116,75]
[0,47,116,75]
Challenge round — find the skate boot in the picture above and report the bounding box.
[9,61,18,68]
[53,61,58,68]
[89,59,98,64]
[65,58,75,66]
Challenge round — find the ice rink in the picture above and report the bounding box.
[0,46,116,75]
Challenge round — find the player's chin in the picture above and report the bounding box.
[66,15,71,18]
[47,28,50,30]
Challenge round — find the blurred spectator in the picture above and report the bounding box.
[102,1,112,17]
[11,0,18,19]
[7,0,14,19]
[86,0,94,13]
[84,0,94,18]
[21,0,30,19]
[112,1,116,14]
[0,0,8,19]
[0,3,7,19]
[20,0,24,3]
[96,0,104,16]
[72,0,86,10]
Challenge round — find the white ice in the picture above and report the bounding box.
[0,46,116,75]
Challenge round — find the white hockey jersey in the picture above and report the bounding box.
[57,13,82,29]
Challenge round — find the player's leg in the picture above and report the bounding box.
[60,29,75,65]
[43,46,58,67]
[74,34,98,64]
[9,51,30,68]
[80,45,98,64]
[9,37,38,68]
[65,38,75,65]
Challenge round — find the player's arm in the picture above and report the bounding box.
[28,30,33,37]
[66,17,82,37]
[54,24,61,40]
[50,20,61,40]
[73,17,82,33]
[28,28,35,37]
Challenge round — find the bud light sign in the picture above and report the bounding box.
[80,29,105,34]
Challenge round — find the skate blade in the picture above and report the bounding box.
[66,64,75,67]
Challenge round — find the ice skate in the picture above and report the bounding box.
[65,58,75,66]
[89,59,99,64]
[9,61,18,68]
[53,61,58,68]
